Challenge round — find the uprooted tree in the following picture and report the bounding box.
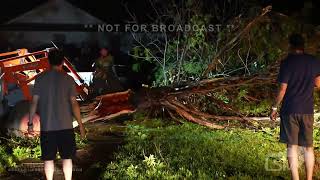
[83,1,320,129]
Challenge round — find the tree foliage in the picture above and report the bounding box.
[128,0,314,87]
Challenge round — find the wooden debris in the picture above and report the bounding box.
[76,89,136,126]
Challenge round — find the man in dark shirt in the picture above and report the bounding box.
[270,33,320,180]
[28,49,86,180]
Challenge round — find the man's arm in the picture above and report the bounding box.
[28,95,39,133]
[70,96,85,138]
[270,83,287,121]
[273,83,288,108]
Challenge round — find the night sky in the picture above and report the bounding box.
[0,0,320,24]
[0,0,319,24]
[0,0,146,24]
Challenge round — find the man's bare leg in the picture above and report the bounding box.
[62,159,73,180]
[44,160,54,180]
[287,144,299,180]
[303,146,314,180]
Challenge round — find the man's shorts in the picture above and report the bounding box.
[280,114,314,147]
[40,129,76,161]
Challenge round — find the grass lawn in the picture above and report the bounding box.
[101,118,320,180]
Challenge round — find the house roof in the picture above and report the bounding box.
[6,0,104,24]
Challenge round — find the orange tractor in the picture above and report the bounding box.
[0,47,89,136]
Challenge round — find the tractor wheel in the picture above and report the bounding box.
[6,101,40,137]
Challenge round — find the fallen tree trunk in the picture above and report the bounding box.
[76,73,320,130]
[77,75,276,128]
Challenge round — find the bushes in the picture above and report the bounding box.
[0,146,16,174]
[0,131,88,175]
[8,132,88,161]
[101,123,289,179]
[10,136,42,160]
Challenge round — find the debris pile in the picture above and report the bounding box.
[78,89,136,125]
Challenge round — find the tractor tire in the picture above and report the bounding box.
[6,101,40,137]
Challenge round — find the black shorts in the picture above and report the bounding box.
[280,114,314,147]
[40,129,76,161]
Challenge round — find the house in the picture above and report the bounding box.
[0,0,111,50]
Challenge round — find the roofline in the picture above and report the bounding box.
[5,0,104,25]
